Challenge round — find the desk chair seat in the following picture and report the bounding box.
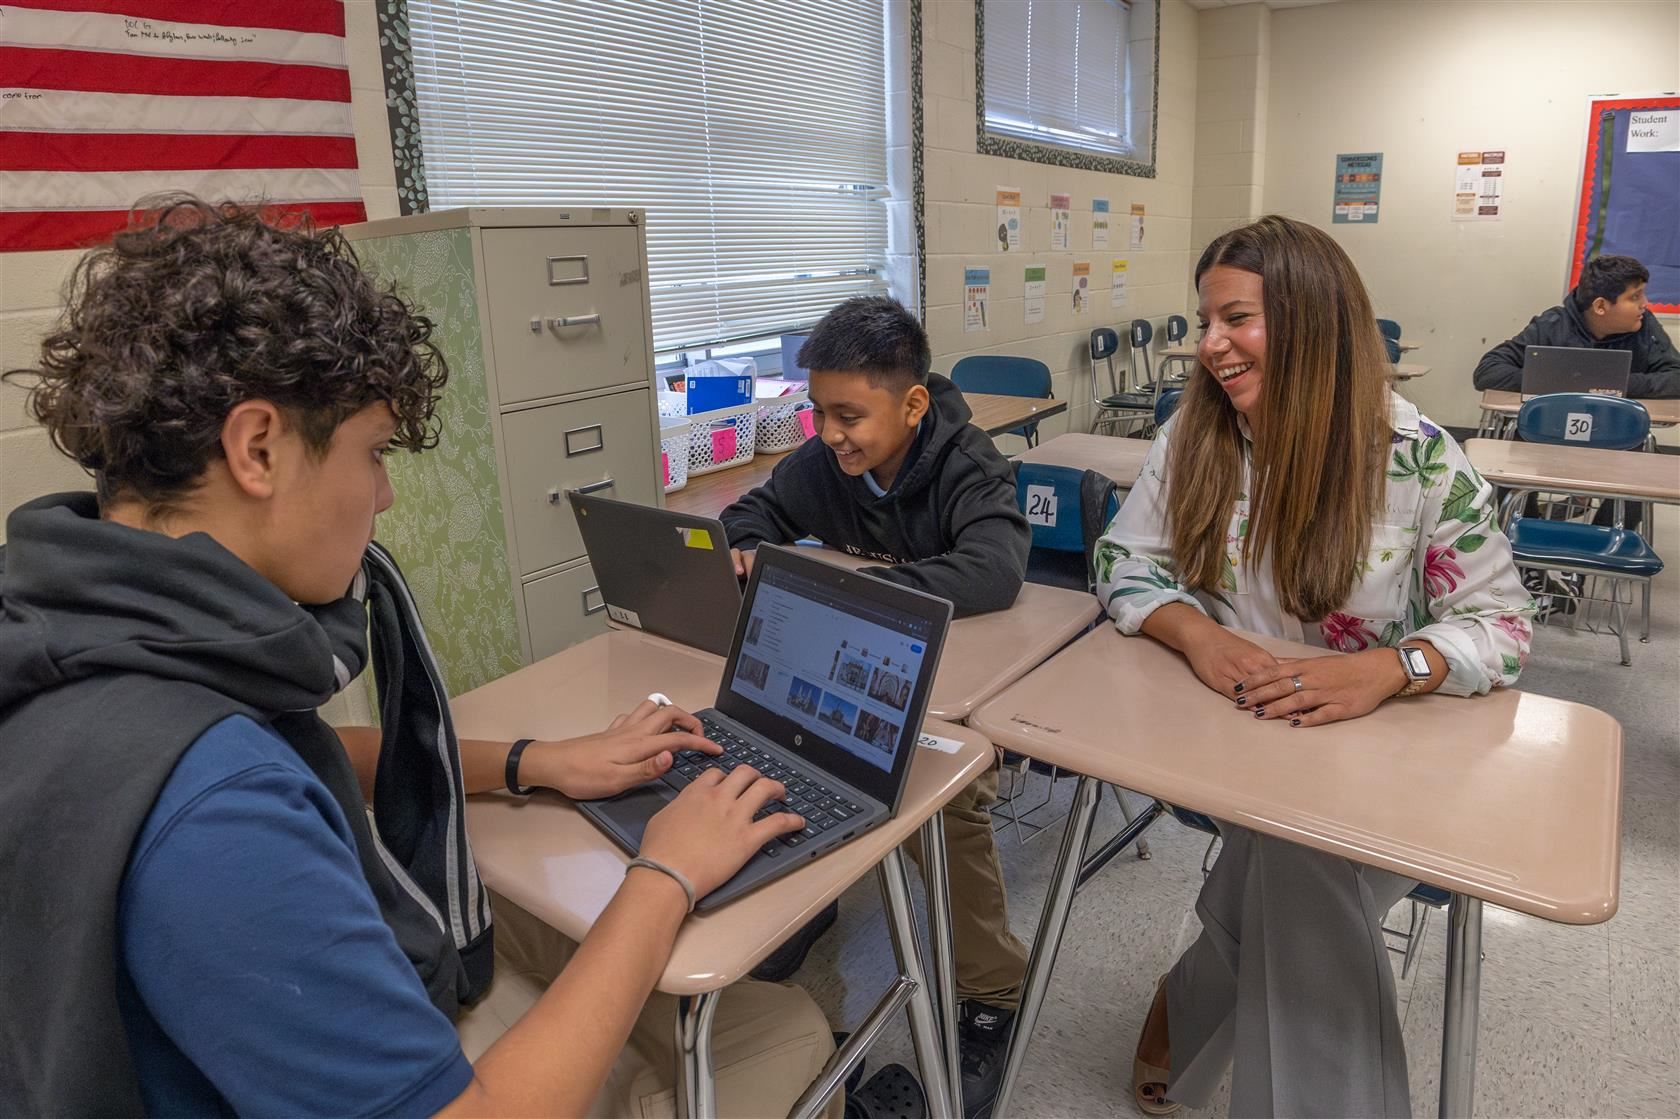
[1507,520,1664,577]
[1098,390,1156,411]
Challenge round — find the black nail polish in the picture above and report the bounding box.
[1233,683,1245,694]
[1290,718,1301,726]
[1236,697,1247,707]
[1253,707,1265,717]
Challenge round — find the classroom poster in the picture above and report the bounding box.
[1072,262,1090,315]
[1050,193,1071,250]
[1570,96,1680,311]
[1333,153,1383,223]
[1453,150,1505,221]
[1024,266,1046,324]
[996,188,1021,251]
[964,268,990,331]
[1129,203,1146,249]
[1111,258,1129,309]
[1092,199,1111,249]
[1627,107,1679,152]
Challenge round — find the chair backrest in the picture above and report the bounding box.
[1089,327,1120,361]
[1154,387,1183,426]
[1129,318,1153,349]
[1517,392,1651,450]
[1165,314,1188,344]
[1383,336,1402,364]
[950,355,1052,400]
[1012,462,1088,553]
[1376,318,1402,342]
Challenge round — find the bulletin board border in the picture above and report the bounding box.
[1570,94,1680,314]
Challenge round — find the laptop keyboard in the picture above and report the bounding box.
[660,716,866,857]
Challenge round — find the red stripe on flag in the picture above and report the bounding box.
[0,132,360,172]
[11,1,345,37]
[3,47,351,101]
[0,200,369,253]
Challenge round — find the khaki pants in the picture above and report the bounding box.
[457,893,839,1119]
[904,758,1029,1010]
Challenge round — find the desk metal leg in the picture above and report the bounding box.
[992,776,1103,1119]
[917,814,964,1113]
[1438,894,1483,1119]
[879,847,957,1119]
[675,990,721,1119]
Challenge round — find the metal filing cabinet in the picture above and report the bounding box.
[344,208,662,697]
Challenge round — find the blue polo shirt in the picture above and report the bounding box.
[116,715,473,1118]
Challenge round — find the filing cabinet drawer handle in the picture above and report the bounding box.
[549,313,602,330]
[564,424,605,456]
[581,586,606,616]
[548,477,615,504]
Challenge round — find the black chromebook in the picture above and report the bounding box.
[575,544,952,910]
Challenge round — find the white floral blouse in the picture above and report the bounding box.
[1094,394,1537,697]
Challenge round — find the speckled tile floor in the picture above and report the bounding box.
[794,507,1680,1119]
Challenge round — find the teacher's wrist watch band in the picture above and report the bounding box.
[1394,645,1433,698]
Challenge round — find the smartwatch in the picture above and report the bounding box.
[1394,645,1432,697]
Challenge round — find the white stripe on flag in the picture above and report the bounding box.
[0,168,364,211]
[0,7,349,69]
[0,88,354,136]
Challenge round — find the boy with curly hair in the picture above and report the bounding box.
[0,197,841,1117]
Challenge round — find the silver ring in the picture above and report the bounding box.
[1291,675,1304,692]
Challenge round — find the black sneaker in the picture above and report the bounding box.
[958,1000,1016,1119]
[1526,569,1580,619]
[749,900,838,982]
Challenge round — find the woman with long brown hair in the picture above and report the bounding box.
[1094,216,1534,1116]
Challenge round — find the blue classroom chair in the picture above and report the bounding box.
[1154,387,1183,427]
[951,355,1052,447]
[1011,461,1119,592]
[1376,318,1402,342]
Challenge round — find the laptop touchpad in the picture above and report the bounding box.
[599,784,674,847]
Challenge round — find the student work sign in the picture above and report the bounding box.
[1333,153,1383,224]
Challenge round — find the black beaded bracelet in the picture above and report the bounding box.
[505,738,537,795]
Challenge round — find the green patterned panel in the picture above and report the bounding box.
[354,227,525,697]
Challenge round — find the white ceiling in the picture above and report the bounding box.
[1184,0,1341,9]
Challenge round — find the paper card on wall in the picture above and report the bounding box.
[1627,109,1679,152]
[1111,258,1129,309]
[661,451,670,488]
[1024,266,1046,325]
[1332,153,1383,224]
[711,426,738,462]
[1129,203,1146,249]
[964,267,991,332]
[1024,484,1058,526]
[996,189,1022,251]
[1071,262,1090,316]
[798,409,816,438]
[1564,412,1594,442]
[1092,198,1110,249]
[1050,192,1071,250]
[1453,150,1505,221]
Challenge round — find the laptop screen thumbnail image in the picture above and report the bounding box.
[726,562,933,773]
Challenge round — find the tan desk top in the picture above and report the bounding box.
[969,625,1622,924]
[1466,438,1680,504]
[1012,432,1151,489]
[1479,389,1680,426]
[1391,362,1430,381]
[451,629,993,995]
[964,392,1069,436]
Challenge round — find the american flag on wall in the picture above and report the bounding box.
[0,1,366,253]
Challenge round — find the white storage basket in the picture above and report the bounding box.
[686,403,759,476]
[658,418,692,493]
[755,391,814,454]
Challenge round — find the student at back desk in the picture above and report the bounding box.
[722,296,1032,1119]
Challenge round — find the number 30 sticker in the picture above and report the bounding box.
[1025,484,1058,526]
[1564,413,1593,442]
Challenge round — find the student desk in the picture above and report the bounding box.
[1465,438,1680,506]
[1477,389,1680,437]
[967,625,1623,1119]
[1011,432,1151,490]
[451,628,995,1118]
[964,392,1068,438]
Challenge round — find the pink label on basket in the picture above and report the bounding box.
[661,451,670,488]
[711,427,738,461]
[798,410,816,438]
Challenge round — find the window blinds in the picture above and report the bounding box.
[984,0,1130,157]
[407,1,890,353]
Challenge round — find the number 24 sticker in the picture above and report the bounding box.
[1025,484,1058,526]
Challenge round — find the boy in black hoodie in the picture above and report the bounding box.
[723,296,1033,1118]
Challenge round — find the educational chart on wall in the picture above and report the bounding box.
[1333,153,1383,223]
[1050,193,1071,250]
[964,268,990,332]
[1072,262,1090,315]
[1111,259,1128,309]
[1024,266,1046,324]
[1129,203,1146,249]
[996,188,1021,251]
[1092,199,1111,249]
[1571,96,1680,312]
[1453,151,1506,221]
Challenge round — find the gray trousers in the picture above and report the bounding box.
[1165,824,1415,1118]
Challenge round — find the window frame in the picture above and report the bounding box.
[974,0,1160,178]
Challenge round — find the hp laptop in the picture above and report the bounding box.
[569,491,743,657]
[1521,346,1631,398]
[576,544,952,910]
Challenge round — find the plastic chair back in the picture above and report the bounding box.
[1089,327,1120,362]
[1013,462,1087,553]
[1154,387,1183,426]
[1517,393,1650,450]
[1383,336,1402,364]
[1376,318,1402,342]
[1166,315,1188,344]
[1129,319,1153,349]
[950,355,1052,400]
